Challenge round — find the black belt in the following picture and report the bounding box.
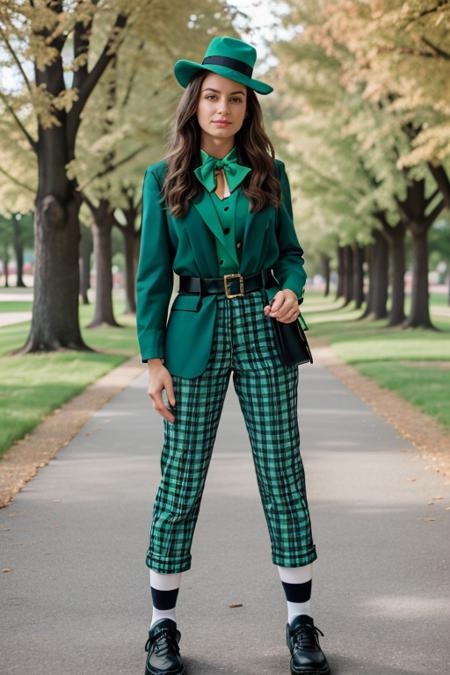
[178,268,277,298]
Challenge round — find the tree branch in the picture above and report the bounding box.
[67,12,128,148]
[0,166,35,194]
[0,91,37,154]
[425,198,444,228]
[428,162,450,210]
[421,35,450,61]
[0,29,33,95]
[77,144,149,193]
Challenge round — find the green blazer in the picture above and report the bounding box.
[136,158,307,378]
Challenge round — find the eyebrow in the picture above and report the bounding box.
[201,87,246,95]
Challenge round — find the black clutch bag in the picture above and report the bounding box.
[270,314,313,367]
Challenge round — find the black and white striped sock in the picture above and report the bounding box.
[277,563,313,624]
[149,570,182,628]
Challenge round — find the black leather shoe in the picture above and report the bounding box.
[286,614,331,674]
[144,618,186,675]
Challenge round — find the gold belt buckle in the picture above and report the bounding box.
[223,273,244,298]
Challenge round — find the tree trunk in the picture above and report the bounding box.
[372,230,389,320]
[342,245,354,305]
[321,253,331,297]
[352,244,364,309]
[12,217,26,287]
[386,222,406,326]
[2,254,9,287]
[395,177,443,330]
[448,268,450,307]
[336,245,345,300]
[359,229,380,319]
[359,243,374,319]
[20,193,91,352]
[88,202,121,328]
[403,226,434,328]
[79,227,92,305]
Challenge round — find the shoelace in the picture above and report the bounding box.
[145,627,180,655]
[291,623,325,651]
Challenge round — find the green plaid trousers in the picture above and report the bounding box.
[145,288,318,573]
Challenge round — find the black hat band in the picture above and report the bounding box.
[202,55,253,78]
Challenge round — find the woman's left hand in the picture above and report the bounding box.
[263,289,300,324]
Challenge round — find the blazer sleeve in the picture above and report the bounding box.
[135,167,174,363]
[273,160,307,304]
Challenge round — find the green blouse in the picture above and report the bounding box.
[197,146,251,275]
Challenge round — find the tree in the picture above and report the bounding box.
[0,1,133,351]
[268,0,447,328]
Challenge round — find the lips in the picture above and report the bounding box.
[212,120,231,125]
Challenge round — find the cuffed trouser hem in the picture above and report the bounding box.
[271,544,318,567]
[145,551,192,574]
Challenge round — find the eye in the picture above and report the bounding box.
[204,94,243,102]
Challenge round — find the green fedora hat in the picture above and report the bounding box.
[174,35,273,95]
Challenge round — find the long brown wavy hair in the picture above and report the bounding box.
[161,70,282,218]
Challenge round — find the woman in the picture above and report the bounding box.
[136,35,330,675]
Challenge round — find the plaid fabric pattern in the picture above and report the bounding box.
[145,288,317,573]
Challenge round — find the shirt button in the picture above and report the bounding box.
[219,259,224,264]
[236,241,241,248]
[223,227,230,234]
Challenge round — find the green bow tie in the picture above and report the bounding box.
[194,149,251,193]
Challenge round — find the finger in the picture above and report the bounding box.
[150,390,175,423]
[277,306,300,323]
[272,298,296,319]
[161,406,176,423]
[269,292,286,313]
[164,378,176,407]
[161,387,176,423]
[163,383,177,424]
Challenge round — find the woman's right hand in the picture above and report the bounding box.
[147,359,176,424]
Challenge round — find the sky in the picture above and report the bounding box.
[232,0,297,75]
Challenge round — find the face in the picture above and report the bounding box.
[196,72,247,144]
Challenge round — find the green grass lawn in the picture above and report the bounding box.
[0,301,33,312]
[304,289,450,431]
[430,291,450,307]
[0,295,138,457]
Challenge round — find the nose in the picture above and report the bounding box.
[217,98,231,115]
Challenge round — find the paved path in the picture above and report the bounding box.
[431,306,450,318]
[0,311,31,327]
[1,361,449,675]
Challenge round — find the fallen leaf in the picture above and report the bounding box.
[431,496,444,500]
[406,477,416,481]
[228,602,243,608]
[2,568,13,573]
